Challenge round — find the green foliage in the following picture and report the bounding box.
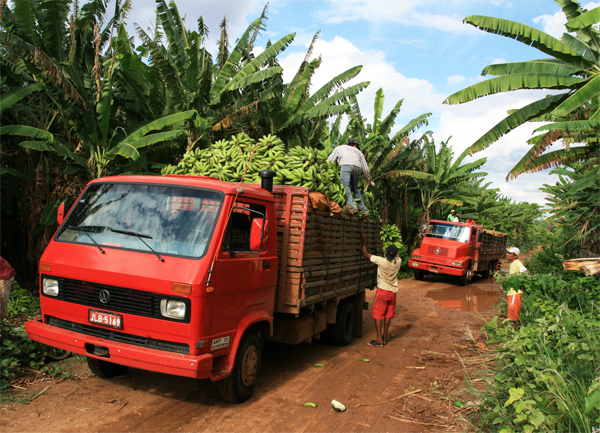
[1,280,69,390]
[471,273,600,431]
[380,224,411,278]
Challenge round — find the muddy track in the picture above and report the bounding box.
[1,275,503,433]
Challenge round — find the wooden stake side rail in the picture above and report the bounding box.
[479,230,508,262]
[271,185,383,315]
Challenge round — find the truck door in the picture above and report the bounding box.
[209,201,276,346]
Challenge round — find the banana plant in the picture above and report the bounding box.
[444,1,600,177]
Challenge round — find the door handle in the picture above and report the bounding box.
[262,260,271,270]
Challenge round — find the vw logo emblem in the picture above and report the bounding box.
[99,289,110,304]
[434,247,441,255]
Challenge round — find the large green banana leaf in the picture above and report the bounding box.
[444,74,582,105]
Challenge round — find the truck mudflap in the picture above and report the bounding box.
[25,319,213,379]
[408,260,466,277]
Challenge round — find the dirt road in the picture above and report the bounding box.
[1,275,503,432]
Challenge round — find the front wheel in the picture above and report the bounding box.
[86,357,129,378]
[459,265,473,286]
[218,330,261,403]
[414,269,424,281]
[37,343,71,361]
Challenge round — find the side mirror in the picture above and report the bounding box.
[57,202,66,226]
[477,232,483,242]
[250,218,269,251]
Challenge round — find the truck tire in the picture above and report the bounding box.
[86,357,129,378]
[481,262,493,279]
[218,330,261,403]
[331,300,355,346]
[414,269,424,281]
[459,265,473,286]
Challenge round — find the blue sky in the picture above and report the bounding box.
[121,0,599,206]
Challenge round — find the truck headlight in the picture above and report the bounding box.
[160,299,186,319]
[413,255,421,259]
[43,278,59,296]
[451,261,461,266]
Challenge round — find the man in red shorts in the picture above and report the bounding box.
[360,232,401,347]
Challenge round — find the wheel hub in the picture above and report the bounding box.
[241,346,258,386]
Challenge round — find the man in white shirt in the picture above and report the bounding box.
[326,140,374,216]
[360,232,402,347]
[507,247,529,275]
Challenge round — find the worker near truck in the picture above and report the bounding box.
[0,257,16,321]
[326,140,374,217]
[507,247,530,275]
[447,209,456,221]
[360,232,401,348]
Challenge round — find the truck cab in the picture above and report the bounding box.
[26,174,276,402]
[409,220,506,286]
[409,220,478,285]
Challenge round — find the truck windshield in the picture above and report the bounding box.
[425,222,471,243]
[55,183,223,258]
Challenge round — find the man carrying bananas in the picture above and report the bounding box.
[326,139,374,216]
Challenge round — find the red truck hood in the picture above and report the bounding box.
[40,240,209,296]
[413,238,470,260]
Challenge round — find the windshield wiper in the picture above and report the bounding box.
[109,228,164,262]
[71,225,107,254]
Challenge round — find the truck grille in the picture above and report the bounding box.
[47,316,190,355]
[427,246,449,257]
[41,274,190,322]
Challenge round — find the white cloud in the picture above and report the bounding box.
[447,75,466,86]
[532,2,600,37]
[279,36,447,123]
[312,0,479,33]
[434,90,561,205]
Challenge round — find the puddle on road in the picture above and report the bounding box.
[426,284,503,312]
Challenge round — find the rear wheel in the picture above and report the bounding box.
[86,357,129,378]
[331,300,355,346]
[414,269,424,281]
[218,330,261,403]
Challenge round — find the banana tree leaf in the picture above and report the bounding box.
[0,125,53,141]
[18,140,54,151]
[565,6,600,30]
[122,110,196,143]
[534,120,600,132]
[114,130,188,160]
[466,94,567,154]
[379,98,406,138]
[0,166,33,181]
[568,171,600,193]
[463,15,590,68]
[40,201,60,226]
[210,18,262,102]
[218,66,283,94]
[552,75,600,116]
[559,33,598,64]
[373,88,385,125]
[444,74,582,105]
[0,83,42,114]
[381,170,436,181]
[299,66,363,113]
[482,59,582,76]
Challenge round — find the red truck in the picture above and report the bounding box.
[408,220,507,285]
[25,172,381,403]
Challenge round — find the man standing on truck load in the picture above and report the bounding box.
[447,209,456,221]
[360,232,401,348]
[327,140,374,217]
[507,247,530,275]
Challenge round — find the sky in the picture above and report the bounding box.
[116,0,599,207]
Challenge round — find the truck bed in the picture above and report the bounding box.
[479,229,507,262]
[272,186,383,315]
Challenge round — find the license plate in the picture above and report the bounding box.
[89,309,123,329]
[429,267,439,273]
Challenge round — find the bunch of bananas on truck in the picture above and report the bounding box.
[161,133,347,206]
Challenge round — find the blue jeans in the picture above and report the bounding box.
[340,165,368,213]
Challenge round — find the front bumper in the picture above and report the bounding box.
[25,319,213,379]
[408,260,466,277]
